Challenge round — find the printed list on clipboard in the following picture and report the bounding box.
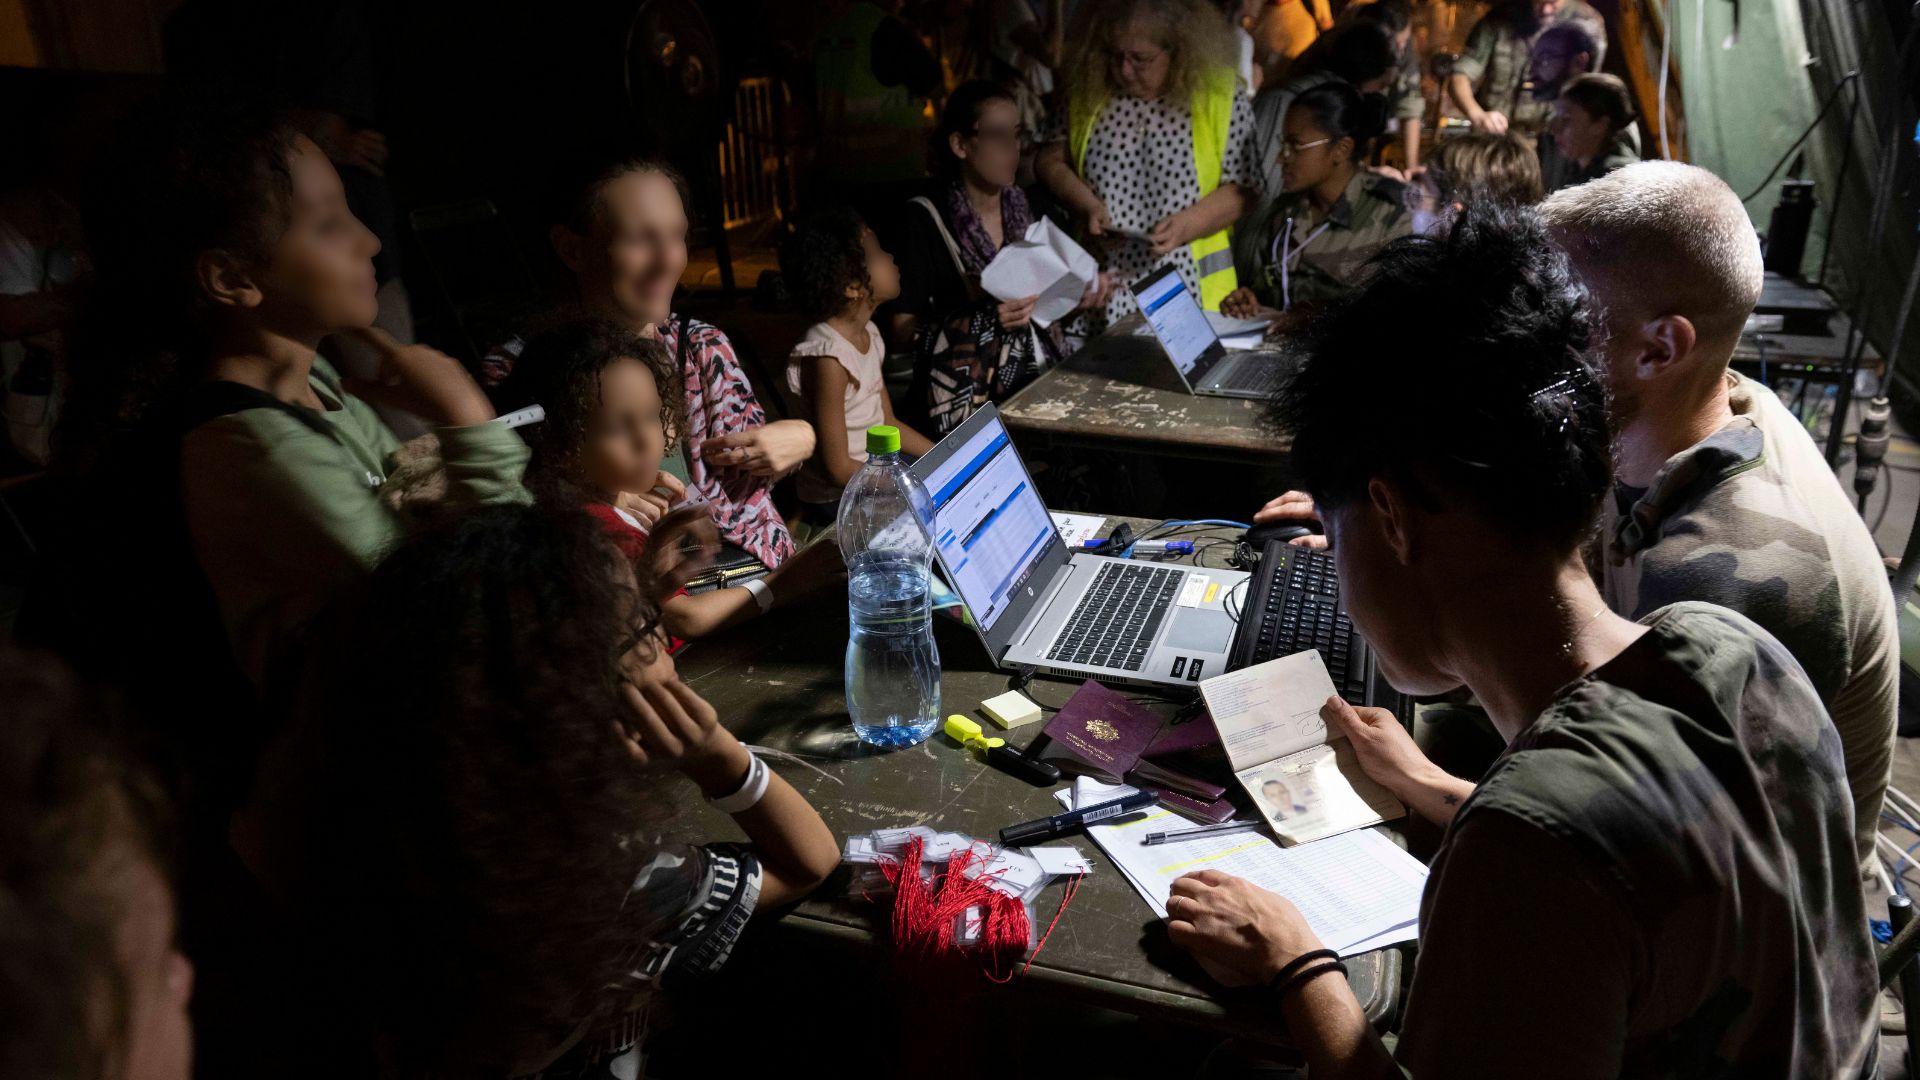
[1198,650,1405,846]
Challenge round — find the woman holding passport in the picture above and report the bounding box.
[1034,0,1259,323]
[1163,202,1877,1076]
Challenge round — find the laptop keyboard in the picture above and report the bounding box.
[1045,563,1183,671]
[1211,354,1286,393]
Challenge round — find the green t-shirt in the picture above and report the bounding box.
[1399,602,1877,1077]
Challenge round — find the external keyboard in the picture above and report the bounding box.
[1045,562,1182,672]
[1230,541,1370,705]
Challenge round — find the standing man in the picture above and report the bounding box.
[1447,0,1605,136]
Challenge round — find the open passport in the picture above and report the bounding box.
[1197,650,1406,846]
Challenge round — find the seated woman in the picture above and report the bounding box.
[298,505,838,1077]
[1035,0,1259,321]
[1543,73,1641,193]
[1220,81,1410,316]
[888,80,1112,435]
[1167,202,1876,1075]
[484,156,815,569]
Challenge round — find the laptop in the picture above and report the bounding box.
[1133,265,1291,399]
[910,405,1249,690]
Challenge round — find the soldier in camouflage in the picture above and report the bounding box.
[1164,198,1878,1076]
[1448,0,1607,136]
[1229,81,1411,313]
[1544,162,1898,885]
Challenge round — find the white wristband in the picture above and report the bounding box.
[711,753,771,814]
[740,576,774,613]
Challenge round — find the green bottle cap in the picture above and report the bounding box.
[866,425,901,455]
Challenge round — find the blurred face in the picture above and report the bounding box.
[1532,0,1561,20]
[952,98,1024,192]
[581,358,670,497]
[114,852,193,1080]
[246,137,381,336]
[1529,40,1590,94]
[1279,108,1347,194]
[1549,99,1611,163]
[860,227,901,306]
[1109,21,1170,99]
[566,170,688,327]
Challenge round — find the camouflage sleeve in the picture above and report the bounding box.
[1451,18,1497,85]
[1398,809,1634,1077]
[1392,54,1426,121]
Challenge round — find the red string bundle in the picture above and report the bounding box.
[874,834,1082,983]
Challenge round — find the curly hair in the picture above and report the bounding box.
[1268,200,1611,551]
[53,99,301,476]
[494,314,686,502]
[0,652,173,1080]
[316,504,683,1073]
[1065,0,1238,111]
[779,207,873,324]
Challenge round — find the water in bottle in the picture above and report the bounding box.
[838,425,941,747]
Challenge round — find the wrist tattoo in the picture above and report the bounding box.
[1441,792,1459,806]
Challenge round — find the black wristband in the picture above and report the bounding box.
[1266,948,1339,992]
[1271,959,1348,1002]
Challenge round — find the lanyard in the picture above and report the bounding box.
[1269,213,1333,311]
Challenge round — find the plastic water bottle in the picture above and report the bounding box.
[838,425,941,747]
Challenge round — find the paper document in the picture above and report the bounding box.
[1199,650,1405,846]
[1057,779,1423,956]
[981,218,1098,328]
[1205,311,1274,338]
[1049,511,1107,548]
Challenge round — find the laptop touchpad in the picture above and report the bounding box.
[1165,605,1234,650]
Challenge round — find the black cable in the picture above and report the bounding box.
[1740,71,1860,203]
[1875,463,1895,533]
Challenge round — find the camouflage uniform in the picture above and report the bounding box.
[1399,602,1878,1077]
[1233,168,1411,310]
[1541,128,1641,193]
[1598,372,1899,882]
[1451,0,1606,134]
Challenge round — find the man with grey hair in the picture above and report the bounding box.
[1542,160,1897,883]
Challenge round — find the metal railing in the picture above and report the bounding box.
[716,76,794,230]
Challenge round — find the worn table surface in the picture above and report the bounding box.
[663,519,1399,1042]
[999,316,1291,465]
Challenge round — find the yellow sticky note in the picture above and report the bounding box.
[1203,582,1220,604]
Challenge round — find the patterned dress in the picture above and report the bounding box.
[1042,87,1260,324]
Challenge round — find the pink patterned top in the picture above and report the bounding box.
[481,313,795,567]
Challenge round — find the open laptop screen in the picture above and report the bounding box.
[1135,265,1218,378]
[916,409,1059,632]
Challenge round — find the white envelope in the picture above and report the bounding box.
[980,217,1099,328]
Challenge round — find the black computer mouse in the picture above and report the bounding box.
[1243,520,1317,546]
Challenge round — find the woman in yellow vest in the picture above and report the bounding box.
[1035,0,1260,322]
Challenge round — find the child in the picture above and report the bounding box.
[778,208,935,522]
[497,316,839,640]
[304,505,839,1076]
[44,105,528,709]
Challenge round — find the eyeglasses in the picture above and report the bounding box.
[1108,46,1167,69]
[1279,137,1333,159]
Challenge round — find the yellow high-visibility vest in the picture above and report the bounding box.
[1070,67,1239,310]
